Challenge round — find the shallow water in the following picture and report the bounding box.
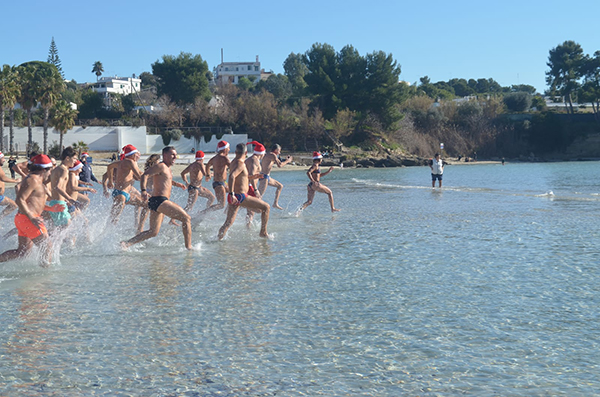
[1,161,600,396]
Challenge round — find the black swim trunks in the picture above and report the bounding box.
[188,184,201,192]
[212,181,226,189]
[148,196,169,212]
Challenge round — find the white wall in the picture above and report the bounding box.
[1,126,248,155]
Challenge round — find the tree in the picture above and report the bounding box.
[237,77,253,91]
[47,37,64,78]
[72,141,89,157]
[152,52,211,106]
[503,92,532,112]
[139,71,157,89]
[303,43,340,119]
[579,50,600,120]
[35,63,65,153]
[546,40,584,114]
[16,63,40,153]
[283,52,308,97]
[78,89,104,119]
[255,74,292,102]
[50,100,78,152]
[92,61,104,81]
[0,65,20,152]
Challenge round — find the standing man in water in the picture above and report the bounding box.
[121,146,192,250]
[218,143,270,240]
[244,141,266,226]
[0,154,56,267]
[181,150,215,212]
[0,152,19,220]
[202,140,230,214]
[258,144,293,210]
[430,153,444,188]
[106,144,146,224]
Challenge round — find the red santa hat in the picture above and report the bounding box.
[195,150,205,160]
[313,151,323,160]
[29,154,54,168]
[217,140,229,152]
[247,141,265,155]
[119,153,125,160]
[81,152,89,158]
[69,160,83,172]
[0,151,4,159]
[123,144,139,157]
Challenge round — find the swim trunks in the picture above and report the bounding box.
[47,200,71,226]
[188,184,201,192]
[15,213,47,240]
[148,196,169,212]
[431,173,443,181]
[247,185,256,197]
[212,181,226,189]
[261,173,271,181]
[112,189,131,203]
[0,195,4,204]
[227,193,246,206]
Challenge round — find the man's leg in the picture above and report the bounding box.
[198,187,216,208]
[218,204,240,240]
[122,211,164,248]
[0,197,17,219]
[241,197,270,237]
[0,236,33,263]
[184,189,199,212]
[258,178,268,196]
[203,185,227,213]
[270,179,284,210]
[157,201,192,250]
[110,195,126,224]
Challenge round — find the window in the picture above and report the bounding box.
[254,66,259,71]
[236,67,239,71]
[225,67,229,71]
[248,65,251,71]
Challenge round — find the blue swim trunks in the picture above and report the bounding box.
[261,173,271,181]
[0,195,4,204]
[48,200,71,226]
[227,193,246,206]
[112,189,131,203]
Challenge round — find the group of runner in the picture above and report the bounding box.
[0,140,339,267]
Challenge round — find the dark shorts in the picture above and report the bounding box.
[188,184,201,192]
[212,181,226,189]
[431,173,443,181]
[148,196,169,212]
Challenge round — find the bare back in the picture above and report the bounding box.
[182,161,205,186]
[50,165,72,201]
[245,156,261,189]
[208,154,230,182]
[17,174,48,216]
[114,158,142,191]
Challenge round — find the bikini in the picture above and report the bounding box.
[308,167,321,188]
[148,196,169,212]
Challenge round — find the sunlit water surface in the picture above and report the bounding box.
[1,161,599,396]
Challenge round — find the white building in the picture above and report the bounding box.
[91,75,141,97]
[215,55,270,85]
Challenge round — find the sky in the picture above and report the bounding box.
[2,0,600,94]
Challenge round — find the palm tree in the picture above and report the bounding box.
[37,64,65,153]
[92,61,104,81]
[50,100,78,152]
[16,63,38,154]
[0,64,20,153]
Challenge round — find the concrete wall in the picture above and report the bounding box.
[1,126,248,154]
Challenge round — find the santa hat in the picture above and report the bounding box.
[0,152,4,159]
[217,140,229,152]
[123,144,139,157]
[247,141,265,155]
[119,153,125,160]
[69,160,83,172]
[29,154,53,168]
[313,151,323,160]
[195,150,205,160]
[81,152,89,158]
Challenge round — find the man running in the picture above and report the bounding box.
[181,150,215,212]
[258,143,293,210]
[0,152,19,220]
[48,147,78,229]
[106,144,146,224]
[202,140,230,213]
[218,143,270,240]
[121,146,192,250]
[67,160,97,216]
[244,141,266,226]
[0,154,56,267]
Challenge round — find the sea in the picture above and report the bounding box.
[0,161,599,396]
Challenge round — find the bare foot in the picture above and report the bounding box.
[332,208,341,212]
[169,219,181,227]
[120,241,130,250]
[259,231,269,238]
[273,204,284,210]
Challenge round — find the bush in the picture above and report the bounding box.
[504,92,532,112]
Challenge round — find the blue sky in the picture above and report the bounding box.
[3,0,599,93]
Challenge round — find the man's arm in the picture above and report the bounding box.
[51,168,76,204]
[180,164,192,186]
[15,162,28,178]
[204,158,214,181]
[0,169,19,184]
[139,163,164,199]
[276,155,293,168]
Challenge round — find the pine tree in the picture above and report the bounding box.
[47,37,64,78]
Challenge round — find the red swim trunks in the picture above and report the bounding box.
[15,213,47,240]
[247,185,257,197]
